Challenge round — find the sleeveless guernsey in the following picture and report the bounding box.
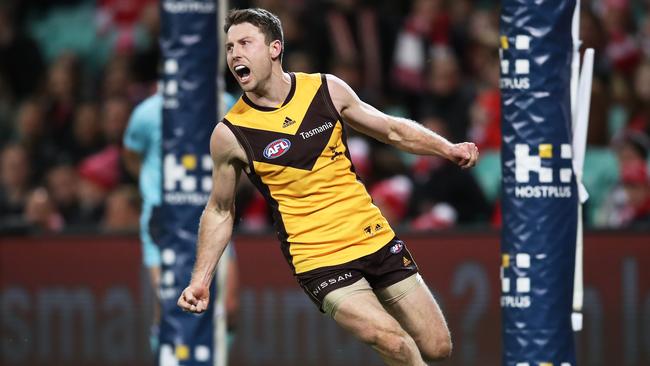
[222,72,395,274]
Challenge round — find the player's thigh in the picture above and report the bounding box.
[328,280,406,346]
[379,274,451,355]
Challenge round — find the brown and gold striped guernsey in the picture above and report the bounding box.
[222,72,395,274]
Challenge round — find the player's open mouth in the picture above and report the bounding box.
[234,65,251,82]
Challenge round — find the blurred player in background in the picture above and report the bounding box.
[124,84,240,354]
[178,8,478,366]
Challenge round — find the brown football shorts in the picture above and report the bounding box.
[296,237,419,313]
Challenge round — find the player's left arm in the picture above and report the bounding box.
[326,74,478,169]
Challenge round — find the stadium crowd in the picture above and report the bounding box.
[1,0,649,234]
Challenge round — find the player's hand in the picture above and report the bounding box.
[177,283,210,313]
[447,142,479,169]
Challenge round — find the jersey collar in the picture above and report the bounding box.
[242,72,296,112]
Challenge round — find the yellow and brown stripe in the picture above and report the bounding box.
[223,72,394,274]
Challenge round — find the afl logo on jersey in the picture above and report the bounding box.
[263,138,291,159]
[389,242,404,254]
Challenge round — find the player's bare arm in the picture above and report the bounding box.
[326,74,479,169]
[177,123,246,314]
[122,149,142,178]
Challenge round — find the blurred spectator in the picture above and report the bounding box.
[97,0,151,31]
[475,45,500,90]
[102,95,132,144]
[469,52,500,151]
[102,55,132,99]
[411,202,458,230]
[464,8,500,77]
[418,47,474,143]
[606,72,632,138]
[44,53,80,146]
[13,98,59,177]
[0,81,12,145]
[135,1,160,43]
[369,145,410,186]
[627,60,650,136]
[616,131,650,163]
[580,8,609,78]
[408,152,491,228]
[251,0,286,14]
[600,0,641,75]
[392,0,449,97]
[447,0,474,70]
[0,4,45,103]
[407,118,491,228]
[70,101,105,162]
[122,88,164,352]
[1,0,648,232]
[587,75,612,146]
[102,185,141,231]
[579,7,614,146]
[129,2,161,100]
[330,59,363,94]
[597,131,650,227]
[469,89,501,151]
[285,51,316,74]
[45,163,84,227]
[275,7,309,61]
[640,13,650,59]
[77,145,121,225]
[0,143,32,219]
[598,159,650,228]
[370,175,413,226]
[122,85,165,354]
[96,0,155,54]
[23,187,64,232]
[347,135,372,181]
[306,0,394,103]
[122,90,163,264]
[237,187,270,232]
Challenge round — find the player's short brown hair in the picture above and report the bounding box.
[224,8,284,58]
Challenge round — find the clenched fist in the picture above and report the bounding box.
[177,283,210,313]
[447,142,479,169]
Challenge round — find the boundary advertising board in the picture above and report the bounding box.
[1,232,648,365]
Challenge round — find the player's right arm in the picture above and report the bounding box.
[177,123,246,314]
[122,103,149,178]
[122,149,142,178]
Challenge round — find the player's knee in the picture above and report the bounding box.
[421,334,452,362]
[361,324,412,359]
[379,331,412,358]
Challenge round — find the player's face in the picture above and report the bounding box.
[226,23,274,92]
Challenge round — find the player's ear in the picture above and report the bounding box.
[269,40,282,61]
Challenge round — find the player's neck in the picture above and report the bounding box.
[245,69,291,108]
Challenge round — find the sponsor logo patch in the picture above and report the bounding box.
[282,116,296,128]
[514,143,573,199]
[328,144,343,160]
[163,153,212,205]
[499,34,531,90]
[390,242,404,254]
[300,121,333,139]
[311,272,354,296]
[501,252,534,309]
[263,138,291,159]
